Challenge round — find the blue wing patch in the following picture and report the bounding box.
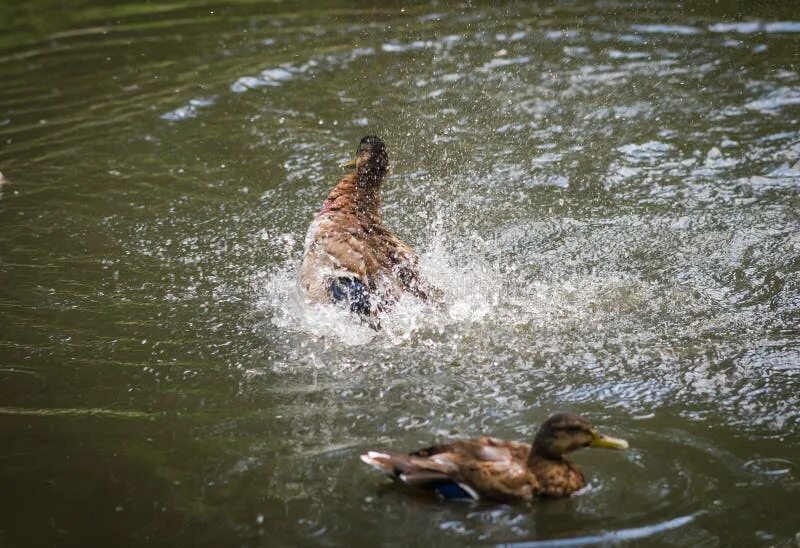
[433,482,478,501]
[329,277,370,315]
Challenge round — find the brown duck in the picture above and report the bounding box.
[360,413,629,501]
[298,136,431,323]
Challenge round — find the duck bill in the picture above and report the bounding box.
[341,158,357,169]
[589,431,629,450]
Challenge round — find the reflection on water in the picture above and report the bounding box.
[1,0,799,545]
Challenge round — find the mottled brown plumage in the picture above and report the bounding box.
[298,136,431,323]
[360,413,628,502]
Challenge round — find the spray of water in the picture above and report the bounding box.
[256,205,505,346]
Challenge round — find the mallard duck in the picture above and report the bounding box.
[360,413,628,501]
[298,136,431,323]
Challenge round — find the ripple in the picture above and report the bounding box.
[0,406,155,418]
[231,67,297,93]
[480,56,531,71]
[617,141,675,161]
[503,513,700,546]
[381,41,431,53]
[743,458,795,477]
[745,86,800,113]
[709,22,763,34]
[710,21,800,34]
[381,35,461,53]
[161,96,217,121]
[630,24,703,35]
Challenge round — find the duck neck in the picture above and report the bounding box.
[322,172,382,221]
[528,446,562,468]
[531,434,563,462]
[354,171,382,219]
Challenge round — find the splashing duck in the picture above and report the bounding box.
[361,413,628,501]
[298,136,432,324]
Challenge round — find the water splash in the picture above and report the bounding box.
[254,210,505,347]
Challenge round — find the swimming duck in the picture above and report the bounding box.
[360,413,628,501]
[298,136,432,323]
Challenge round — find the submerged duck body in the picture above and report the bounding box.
[361,413,629,501]
[298,136,430,321]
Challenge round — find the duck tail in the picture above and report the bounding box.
[360,451,395,474]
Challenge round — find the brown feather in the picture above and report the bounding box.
[360,413,631,502]
[362,437,586,501]
[299,154,432,316]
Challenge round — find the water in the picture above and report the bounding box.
[1,0,799,545]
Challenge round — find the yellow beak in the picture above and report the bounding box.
[589,431,629,450]
[341,158,357,169]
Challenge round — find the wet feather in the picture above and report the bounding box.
[298,136,432,323]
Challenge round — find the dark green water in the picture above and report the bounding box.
[1,1,799,545]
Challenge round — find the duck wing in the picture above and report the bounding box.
[360,448,479,500]
[371,228,438,301]
[361,438,537,501]
[311,217,381,279]
[299,218,371,306]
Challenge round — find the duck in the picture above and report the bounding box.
[360,413,628,501]
[298,136,432,324]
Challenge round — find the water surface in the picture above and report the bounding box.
[1,0,799,545]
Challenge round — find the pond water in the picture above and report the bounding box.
[1,0,799,545]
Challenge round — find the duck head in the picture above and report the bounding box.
[342,135,389,184]
[532,413,628,460]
